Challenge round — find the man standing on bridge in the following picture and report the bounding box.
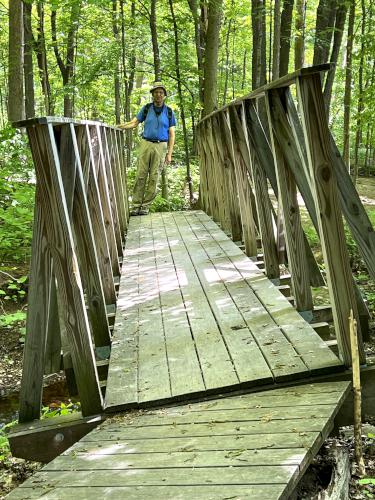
[119,82,176,216]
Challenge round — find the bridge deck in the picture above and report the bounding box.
[7,381,351,499]
[105,211,343,411]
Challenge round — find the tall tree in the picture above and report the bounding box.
[294,0,305,69]
[343,0,355,167]
[279,0,294,76]
[150,0,161,81]
[272,0,281,80]
[23,0,35,119]
[323,0,348,112]
[203,0,224,115]
[168,0,193,201]
[34,1,54,115]
[251,0,267,88]
[51,1,82,117]
[187,0,205,106]
[112,0,121,124]
[8,0,24,122]
[313,0,337,65]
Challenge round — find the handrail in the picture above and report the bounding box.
[17,118,129,422]
[198,63,332,125]
[196,66,375,368]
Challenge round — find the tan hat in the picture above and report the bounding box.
[150,82,167,96]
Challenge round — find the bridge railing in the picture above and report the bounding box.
[15,117,129,422]
[197,64,375,368]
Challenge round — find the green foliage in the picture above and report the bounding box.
[41,401,81,419]
[0,311,27,342]
[0,276,28,303]
[0,421,17,462]
[0,127,34,264]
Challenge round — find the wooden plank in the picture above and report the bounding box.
[136,215,171,403]
[181,213,310,382]
[194,212,343,374]
[101,127,123,254]
[265,88,313,312]
[107,129,126,237]
[296,73,365,366]
[45,448,306,471]
[8,485,287,500]
[8,414,103,463]
[69,124,111,348]
[14,466,298,487]
[93,124,120,278]
[43,267,62,375]
[105,217,141,408]
[85,125,117,305]
[216,112,243,242]
[161,213,239,390]
[242,102,280,280]
[18,186,51,422]
[152,213,205,396]
[26,124,103,417]
[171,212,277,384]
[225,107,258,257]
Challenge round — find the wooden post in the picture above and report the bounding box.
[93,125,120,278]
[266,88,313,313]
[85,125,117,306]
[297,73,365,366]
[18,187,52,422]
[27,124,103,416]
[226,107,258,257]
[242,102,280,280]
[216,112,243,242]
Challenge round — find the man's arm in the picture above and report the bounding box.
[117,117,139,130]
[165,126,175,164]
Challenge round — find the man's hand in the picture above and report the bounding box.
[165,153,172,164]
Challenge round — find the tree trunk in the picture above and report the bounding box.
[23,0,35,119]
[223,18,232,104]
[272,0,281,80]
[323,0,348,113]
[187,0,204,106]
[51,2,82,117]
[241,49,247,88]
[112,0,121,124]
[313,0,337,65]
[294,0,305,70]
[353,0,366,185]
[251,0,262,88]
[279,0,294,76]
[343,0,355,168]
[202,0,223,115]
[35,1,54,115]
[168,0,194,202]
[8,0,24,123]
[150,0,161,81]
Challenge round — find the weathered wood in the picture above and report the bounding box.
[18,186,52,422]
[266,88,313,312]
[225,107,258,257]
[68,124,111,348]
[296,73,365,366]
[10,380,350,500]
[8,413,103,463]
[94,124,120,278]
[27,124,103,416]
[43,268,62,375]
[85,125,117,306]
[241,103,280,280]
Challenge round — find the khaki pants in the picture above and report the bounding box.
[132,139,167,209]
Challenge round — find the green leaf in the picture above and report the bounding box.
[358,478,375,485]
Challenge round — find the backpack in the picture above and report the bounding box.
[144,102,173,125]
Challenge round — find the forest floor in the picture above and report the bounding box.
[1,178,375,498]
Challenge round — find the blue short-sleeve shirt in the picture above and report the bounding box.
[136,104,176,142]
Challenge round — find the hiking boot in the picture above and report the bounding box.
[138,208,149,216]
[130,208,140,216]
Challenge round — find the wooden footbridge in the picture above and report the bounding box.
[7,65,375,499]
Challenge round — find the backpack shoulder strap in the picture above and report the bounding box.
[166,106,173,123]
[143,102,152,119]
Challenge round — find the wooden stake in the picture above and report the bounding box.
[349,309,366,476]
